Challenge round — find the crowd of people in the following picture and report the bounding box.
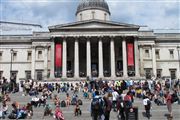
[0,75,180,120]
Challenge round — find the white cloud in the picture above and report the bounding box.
[1,0,179,29]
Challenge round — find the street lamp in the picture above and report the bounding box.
[10,49,14,78]
[177,46,180,77]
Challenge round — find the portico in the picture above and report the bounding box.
[49,34,140,79]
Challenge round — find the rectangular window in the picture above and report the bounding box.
[47,70,50,78]
[48,48,51,60]
[157,69,162,78]
[0,71,3,79]
[170,69,176,80]
[25,71,31,79]
[155,50,160,59]
[36,70,43,80]
[0,52,2,61]
[169,50,174,59]
[145,49,150,58]
[38,51,42,59]
[144,68,152,79]
[13,52,17,61]
[27,52,32,61]
[10,71,18,79]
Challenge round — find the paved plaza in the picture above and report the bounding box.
[5,91,180,120]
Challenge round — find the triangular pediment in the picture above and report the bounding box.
[48,19,140,32]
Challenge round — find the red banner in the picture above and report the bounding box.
[55,44,62,67]
[127,43,134,66]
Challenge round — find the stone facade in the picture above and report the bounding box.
[0,0,180,82]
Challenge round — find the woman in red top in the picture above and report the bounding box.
[165,91,173,118]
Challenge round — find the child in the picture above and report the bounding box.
[74,103,81,116]
[54,106,64,120]
[66,93,71,107]
[43,104,53,119]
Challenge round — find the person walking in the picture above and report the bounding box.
[143,96,151,119]
[165,90,173,118]
[91,91,104,120]
[117,96,125,120]
[103,96,112,120]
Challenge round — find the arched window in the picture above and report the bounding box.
[104,13,107,21]
[80,13,83,21]
[92,11,95,19]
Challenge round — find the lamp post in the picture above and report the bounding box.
[177,46,180,77]
[10,49,14,78]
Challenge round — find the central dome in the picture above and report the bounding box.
[76,0,110,15]
[76,0,111,21]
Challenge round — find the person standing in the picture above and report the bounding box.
[165,90,173,118]
[103,96,112,120]
[112,89,119,111]
[91,91,104,120]
[117,96,125,120]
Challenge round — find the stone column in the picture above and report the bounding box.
[110,37,115,78]
[134,37,140,77]
[86,38,91,77]
[98,37,104,78]
[122,37,128,77]
[50,40,55,79]
[74,37,79,78]
[62,38,67,78]
[31,46,36,79]
[44,46,48,80]
[152,45,157,78]
[139,45,144,76]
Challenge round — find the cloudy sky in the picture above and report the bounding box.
[0,0,179,30]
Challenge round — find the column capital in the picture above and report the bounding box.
[86,36,90,40]
[50,37,55,42]
[98,36,103,39]
[122,36,126,40]
[74,36,79,41]
[151,44,156,48]
[110,36,115,40]
[62,36,67,41]
[134,36,138,40]
[32,45,36,49]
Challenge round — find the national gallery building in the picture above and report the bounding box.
[0,0,180,82]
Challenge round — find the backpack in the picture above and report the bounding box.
[61,100,66,107]
[78,99,83,105]
[171,93,178,103]
[105,100,112,112]
[71,97,77,105]
[92,97,102,111]
[147,100,151,106]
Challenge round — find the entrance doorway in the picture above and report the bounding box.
[92,63,98,77]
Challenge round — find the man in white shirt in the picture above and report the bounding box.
[112,90,119,111]
[143,96,151,119]
[31,96,39,107]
